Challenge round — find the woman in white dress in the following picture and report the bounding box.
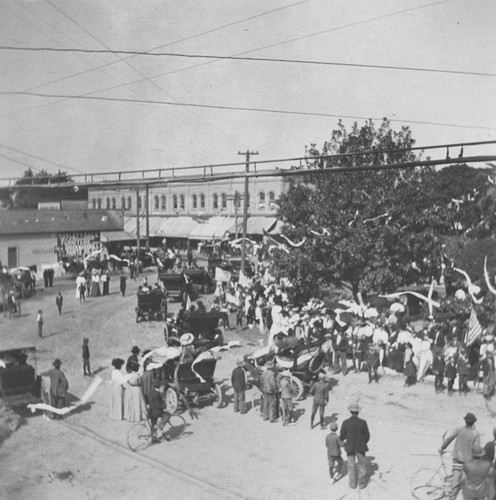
[109,358,127,420]
[123,364,147,422]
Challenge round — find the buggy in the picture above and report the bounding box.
[135,292,167,322]
[183,268,215,295]
[158,272,191,301]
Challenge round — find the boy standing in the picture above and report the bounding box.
[279,370,295,425]
[326,422,344,482]
[446,355,457,395]
[432,348,445,393]
[82,338,92,376]
[310,371,329,430]
[55,292,63,315]
[37,309,43,338]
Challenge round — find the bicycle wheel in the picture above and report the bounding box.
[127,422,151,452]
[411,467,447,500]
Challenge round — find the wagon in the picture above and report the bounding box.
[135,292,167,322]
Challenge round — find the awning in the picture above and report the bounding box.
[246,216,282,235]
[157,217,197,238]
[188,216,235,240]
[101,230,135,242]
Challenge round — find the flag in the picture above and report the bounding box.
[465,308,483,346]
[215,267,231,283]
[185,293,192,311]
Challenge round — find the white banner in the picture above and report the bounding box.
[215,267,231,283]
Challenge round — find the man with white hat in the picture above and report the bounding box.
[339,403,370,490]
[231,359,247,414]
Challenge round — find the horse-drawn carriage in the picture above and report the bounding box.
[135,292,167,322]
[158,272,191,301]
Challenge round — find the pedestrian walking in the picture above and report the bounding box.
[326,422,344,482]
[463,444,491,500]
[120,271,127,297]
[55,292,63,315]
[231,359,247,414]
[37,309,43,338]
[339,403,370,490]
[278,370,295,425]
[261,361,278,422]
[483,427,496,500]
[40,359,69,419]
[82,338,92,376]
[439,412,481,500]
[310,371,329,430]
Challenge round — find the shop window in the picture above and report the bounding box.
[121,197,126,209]
[213,193,218,209]
[92,199,96,209]
[221,193,227,209]
[154,195,159,210]
[200,193,205,209]
[180,194,185,210]
[161,195,167,210]
[127,196,132,210]
[97,198,102,209]
[106,198,110,209]
[192,194,197,209]
[259,192,265,205]
[173,194,178,210]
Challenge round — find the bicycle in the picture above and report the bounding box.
[127,413,187,452]
[410,451,452,500]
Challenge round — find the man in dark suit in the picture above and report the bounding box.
[231,359,247,414]
[339,403,370,489]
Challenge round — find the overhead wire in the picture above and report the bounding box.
[42,0,245,149]
[3,90,493,132]
[2,45,494,79]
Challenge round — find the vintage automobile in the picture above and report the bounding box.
[246,339,327,400]
[158,272,192,301]
[182,268,215,296]
[0,346,44,405]
[135,291,167,322]
[143,341,224,414]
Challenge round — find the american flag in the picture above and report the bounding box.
[465,308,483,346]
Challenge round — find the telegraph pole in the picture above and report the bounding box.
[238,150,258,275]
[136,187,140,278]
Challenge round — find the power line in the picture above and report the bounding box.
[1,1,309,120]
[2,139,495,185]
[2,90,494,132]
[3,45,494,79]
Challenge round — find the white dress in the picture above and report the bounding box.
[109,369,127,420]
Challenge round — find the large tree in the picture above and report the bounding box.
[273,119,453,301]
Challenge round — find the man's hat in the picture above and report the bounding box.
[472,444,485,457]
[348,403,361,413]
[235,359,244,367]
[280,369,291,377]
[265,360,275,368]
[131,345,140,354]
[464,412,477,424]
[318,371,326,379]
[52,358,62,367]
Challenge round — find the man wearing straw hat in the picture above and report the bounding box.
[339,403,370,489]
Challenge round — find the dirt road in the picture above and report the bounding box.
[1,273,495,499]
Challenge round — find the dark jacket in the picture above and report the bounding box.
[432,354,445,375]
[340,414,370,455]
[148,388,165,418]
[231,366,246,391]
[310,380,329,405]
[261,368,277,394]
[42,368,69,397]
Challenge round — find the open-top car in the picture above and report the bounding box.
[0,346,45,406]
[135,291,167,322]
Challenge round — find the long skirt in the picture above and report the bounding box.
[123,385,147,422]
[109,382,124,420]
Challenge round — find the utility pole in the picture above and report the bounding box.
[145,184,150,250]
[136,187,140,278]
[238,150,258,275]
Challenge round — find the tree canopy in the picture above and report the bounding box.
[271,119,491,302]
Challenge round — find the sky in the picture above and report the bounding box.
[0,0,495,184]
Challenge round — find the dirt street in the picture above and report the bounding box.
[1,273,495,500]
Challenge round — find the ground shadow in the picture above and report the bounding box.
[322,412,339,428]
[327,377,340,390]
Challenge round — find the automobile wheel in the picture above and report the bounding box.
[308,352,325,374]
[212,384,223,408]
[164,387,179,414]
[289,376,304,401]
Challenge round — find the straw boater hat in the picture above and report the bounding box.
[280,370,291,377]
[235,359,244,367]
[180,333,195,346]
[348,403,361,413]
[265,360,275,368]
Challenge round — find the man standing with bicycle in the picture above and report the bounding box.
[439,412,481,500]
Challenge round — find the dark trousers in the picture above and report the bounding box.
[368,365,379,383]
[336,351,348,375]
[50,392,65,419]
[83,358,91,375]
[434,374,444,391]
[311,402,325,427]
[233,389,245,413]
[262,393,276,421]
[447,377,455,392]
[328,455,344,478]
[57,305,62,315]
[38,323,43,338]
[458,375,469,392]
